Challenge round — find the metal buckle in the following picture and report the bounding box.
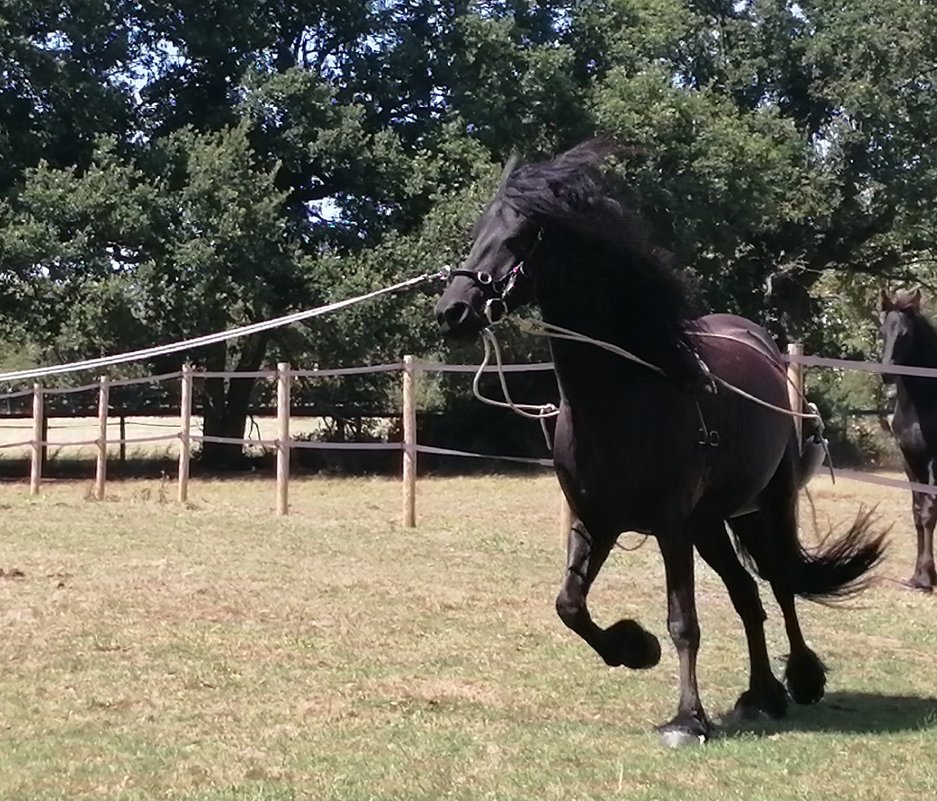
[484,298,505,323]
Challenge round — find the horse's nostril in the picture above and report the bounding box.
[437,300,471,330]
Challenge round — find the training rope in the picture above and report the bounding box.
[473,328,558,449]
[515,318,823,425]
[515,318,667,376]
[689,332,823,423]
[690,330,834,478]
[0,271,445,384]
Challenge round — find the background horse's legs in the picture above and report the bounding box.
[731,509,827,706]
[698,517,787,720]
[554,519,661,669]
[656,531,711,746]
[908,490,937,590]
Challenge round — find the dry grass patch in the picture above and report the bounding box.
[0,473,936,800]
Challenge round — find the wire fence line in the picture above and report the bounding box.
[0,349,932,521]
[2,360,561,523]
[0,267,922,512]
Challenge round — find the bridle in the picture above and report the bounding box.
[446,263,526,324]
[444,229,542,324]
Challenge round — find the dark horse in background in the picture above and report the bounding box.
[435,140,886,746]
[880,288,937,591]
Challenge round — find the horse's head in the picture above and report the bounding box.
[435,157,538,338]
[880,287,922,386]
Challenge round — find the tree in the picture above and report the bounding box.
[578,0,937,341]
[4,0,937,469]
[0,0,589,467]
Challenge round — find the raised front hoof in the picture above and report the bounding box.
[657,715,712,749]
[784,649,827,705]
[600,620,661,669]
[734,681,788,721]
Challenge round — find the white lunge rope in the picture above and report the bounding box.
[515,318,667,376]
[0,271,443,384]
[472,328,558,449]
[472,329,559,420]
[515,318,822,425]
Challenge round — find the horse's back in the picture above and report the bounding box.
[694,313,783,362]
[689,313,796,514]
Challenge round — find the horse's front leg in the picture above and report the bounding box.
[555,519,661,669]
[656,531,712,747]
[908,490,937,591]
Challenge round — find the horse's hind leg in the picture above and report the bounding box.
[731,507,827,705]
[698,517,787,720]
[555,519,661,669]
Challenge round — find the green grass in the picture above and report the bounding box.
[1,474,936,800]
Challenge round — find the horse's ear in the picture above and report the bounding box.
[498,152,520,192]
[911,287,923,311]
[880,289,893,311]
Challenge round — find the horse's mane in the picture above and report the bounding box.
[501,139,701,382]
[909,310,937,358]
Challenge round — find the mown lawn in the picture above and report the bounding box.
[1,473,935,800]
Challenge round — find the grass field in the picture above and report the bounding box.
[2,473,937,801]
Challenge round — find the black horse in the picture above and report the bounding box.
[435,140,885,746]
[880,288,937,591]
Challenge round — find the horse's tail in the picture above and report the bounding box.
[733,445,888,603]
[783,507,887,601]
[734,502,887,603]
[791,403,887,599]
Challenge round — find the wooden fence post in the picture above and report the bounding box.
[276,362,291,516]
[119,415,127,470]
[402,355,417,528]
[786,343,805,450]
[94,375,109,500]
[30,382,43,496]
[40,415,48,474]
[178,364,193,503]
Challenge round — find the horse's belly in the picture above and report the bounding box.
[553,404,708,531]
[554,339,794,530]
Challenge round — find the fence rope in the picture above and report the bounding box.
[786,353,937,379]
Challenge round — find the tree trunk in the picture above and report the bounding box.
[199,333,270,471]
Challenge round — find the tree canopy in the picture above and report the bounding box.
[1,0,935,463]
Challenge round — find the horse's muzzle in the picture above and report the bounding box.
[435,298,486,338]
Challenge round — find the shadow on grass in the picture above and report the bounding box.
[718,691,937,737]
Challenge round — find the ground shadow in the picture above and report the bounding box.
[718,691,937,738]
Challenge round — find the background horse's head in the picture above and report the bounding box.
[435,155,538,337]
[880,287,923,385]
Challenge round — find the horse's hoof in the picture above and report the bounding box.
[660,728,707,748]
[903,577,935,593]
[601,620,661,669]
[734,683,788,720]
[784,649,827,705]
[657,716,711,748]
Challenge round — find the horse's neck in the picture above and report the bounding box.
[532,244,691,392]
[899,318,937,402]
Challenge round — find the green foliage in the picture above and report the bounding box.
[3,0,937,464]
